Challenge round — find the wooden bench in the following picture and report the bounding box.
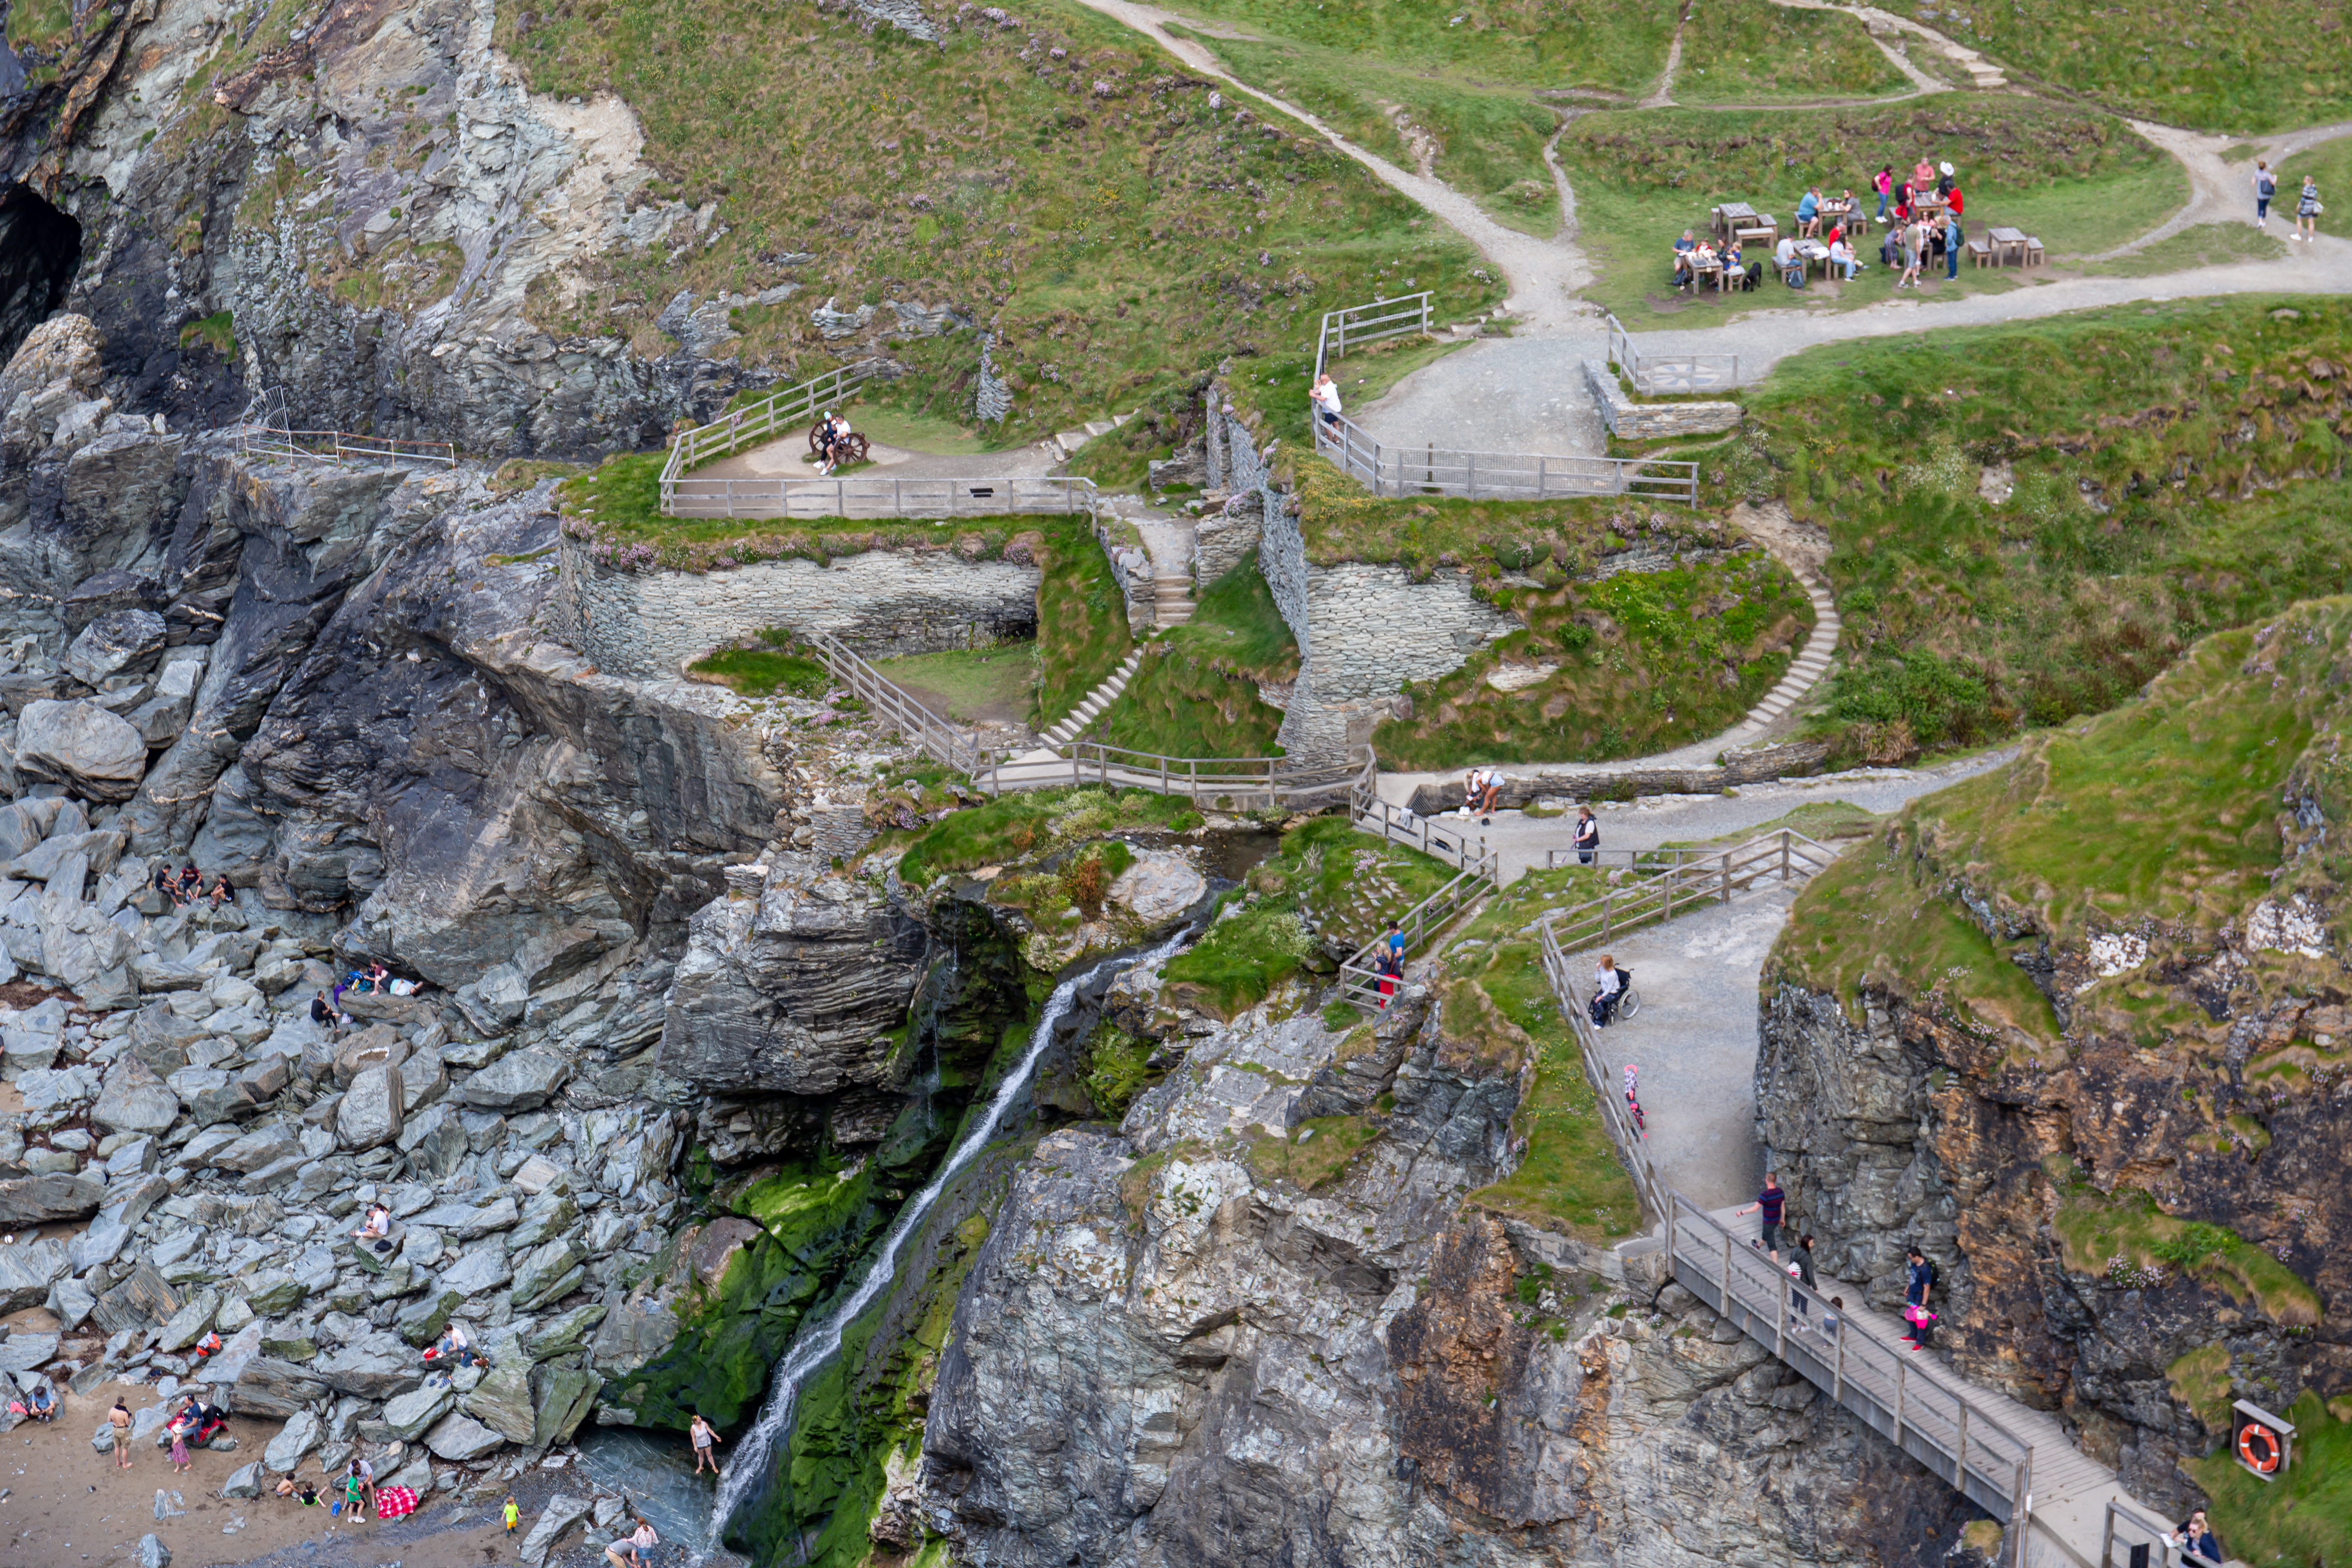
[1966,236,1994,268]
[2025,237,2045,267]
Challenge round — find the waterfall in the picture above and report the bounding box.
[706,927,1192,1545]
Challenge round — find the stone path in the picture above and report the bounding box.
[696,434,1063,484]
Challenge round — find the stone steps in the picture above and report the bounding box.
[1041,648,1144,746]
[1152,572,1195,628]
[1045,410,1137,462]
[1727,576,1841,738]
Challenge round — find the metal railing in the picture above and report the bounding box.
[1315,291,1432,379]
[1604,312,1740,397]
[802,632,988,775]
[977,743,1372,808]
[1335,853,1501,1014]
[235,426,457,466]
[1667,1194,2037,1538]
[1313,413,1699,507]
[2103,1499,2221,1568]
[1532,830,1835,961]
[660,474,1098,520]
[658,362,877,504]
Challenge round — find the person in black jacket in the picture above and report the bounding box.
[1574,806,1600,865]
[2174,1511,2221,1565]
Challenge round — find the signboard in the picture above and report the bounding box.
[2232,1397,2296,1482]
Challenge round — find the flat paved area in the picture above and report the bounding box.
[1391,749,2013,883]
[699,436,1062,483]
[1348,332,1613,458]
[1589,879,1800,1211]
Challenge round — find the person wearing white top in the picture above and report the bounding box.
[1311,372,1343,428]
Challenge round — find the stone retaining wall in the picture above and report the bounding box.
[554,534,1039,680]
[1403,740,1832,814]
[1583,360,1744,440]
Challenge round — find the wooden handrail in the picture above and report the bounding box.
[1533,829,1835,961]
[1315,291,1432,379]
[801,632,987,776]
[237,427,457,466]
[660,474,1098,520]
[1311,412,1698,506]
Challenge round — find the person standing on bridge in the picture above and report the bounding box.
[1902,1244,1937,1350]
[1574,806,1600,865]
[2173,1510,2222,1565]
[1788,1233,1819,1328]
[1737,1173,1787,1262]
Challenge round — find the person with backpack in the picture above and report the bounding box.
[1903,1245,1938,1350]
[2253,160,2276,230]
[1776,234,1805,289]
[1788,1233,1820,1327]
[1944,209,1964,280]
[2297,175,2322,243]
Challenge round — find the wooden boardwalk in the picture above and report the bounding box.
[1669,1196,2129,1568]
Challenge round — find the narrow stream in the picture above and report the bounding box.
[706,926,1196,1546]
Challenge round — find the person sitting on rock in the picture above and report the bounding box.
[365,961,391,993]
[352,1203,392,1252]
[27,1383,53,1421]
[153,862,183,906]
[177,864,202,902]
[207,873,233,909]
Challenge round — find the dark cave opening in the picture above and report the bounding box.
[0,183,83,368]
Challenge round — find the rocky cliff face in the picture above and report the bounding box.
[914,967,1982,1568]
[1757,601,2352,1517]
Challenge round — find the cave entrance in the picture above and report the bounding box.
[0,183,82,368]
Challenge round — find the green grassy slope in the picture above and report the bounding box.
[1737,295,2352,763]
[497,0,1499,443]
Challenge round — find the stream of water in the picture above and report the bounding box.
[706,928,1193,1546]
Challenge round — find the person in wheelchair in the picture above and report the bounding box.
[1590,955,1631,1027]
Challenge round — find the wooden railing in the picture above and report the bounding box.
[1315,291,1432,379]
[1605,312,1740,397]
[1532,829,1835,962]
[661,474,1098,520]
[1334,850,1501,1014]
[978,743,1371,808]
[658,362,876,506]
[1313,413,1699,507]
[1553,976,1668,1222]
[802,632,988,775]
[1668,1194,2037,1535]
[236,426,457,466]
[2103,1499,2221,1568]
[1348,778,1492,878]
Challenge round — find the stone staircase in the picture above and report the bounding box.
[1152,570,1195,628]
[1045,411,1136,461]
[1725,568,1841,742]
[1041,648,1144,747]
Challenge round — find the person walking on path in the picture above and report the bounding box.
[1896,222,1922,290]
[1788,1233,1819,1326]
[1902,1244,1937,1350]
[2298,175,2322,243]
[1573,806,1599,865]
[690,1412,723,1475]
[2254,160,2276,230]
[1737,1173,1787,1261]
[109,1399,133,1469]
[505,1496,522,1537]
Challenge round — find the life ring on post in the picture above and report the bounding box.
[2238,1421,2282,1474]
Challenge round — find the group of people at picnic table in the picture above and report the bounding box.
[1675,156,1977,292]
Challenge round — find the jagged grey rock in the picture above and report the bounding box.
[456,1049,570,1111]
[461,1360,537,1442]
[312,1333,422,1399]
[63,608,167,687]
[13,699,149,801]
[221,1461,263,1498]
[0,1173,105,1224]
[510,1238,586,1311]
[379,1384,456,1441]
[336,1063,405,1151]
[520,1494,594,1568]
[422,1410,505,1462]
[91,1056,181,1134]
[438,1244,513,1299]
[262,1410,321,1473]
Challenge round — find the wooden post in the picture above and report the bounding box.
[1957,1404,1971,1490]
[1776,1267,1790,1357]
[1722,850,1733,902]
[1722,1231,1732,1314]
[1602,891,1613,940]
[1833,1324,1845,1403]
[2012,1457,2031,1568]
[1895,1358,1908,1450]
[1782,831,1792,882]
[1467,451,1477,499]
[2100,1502,2115,1568]
[1538,454,1548,499]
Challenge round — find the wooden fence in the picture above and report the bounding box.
[657,362,876,509]
[1315,292,1433,379]
[1313,412,1699,506]
[660,473,1097,520]
[1348,783,1492,878]
[802,631,989,775]
[978,743,1371,808]
[1334,850,1501,1015]
[1532,830,1835,964]
[1605,312,1740,397]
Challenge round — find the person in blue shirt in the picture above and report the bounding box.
[1820,1296,1844,1345]
[1673,229,1699,290]
[1903,1244,1937,1350]
[1797,186,1822,238]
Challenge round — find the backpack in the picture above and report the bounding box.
[1923,1258,1941,1288]
[2259,172,2276,198]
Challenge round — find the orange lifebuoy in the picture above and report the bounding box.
[2239,1421,2281,1474]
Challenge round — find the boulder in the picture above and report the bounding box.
[438,1243,512,1299]
[89,1263,180,1334]
[394,1286,462,1346]
[510,1155,567,1196]
[221,1461,264,1498]
[457,1049,570,1112]
[421,1410,505,1462]
[229,1357,326,1418]
[461,1360,537,1442]
[412,1195,517,1240]
[262,1409,321,1473]
[0,1172,106,1224]
[379,1384,455,1441]
[154,1289,220,1352]
[1109,850,1209,923]
[0,314,103,408]
[91,1056,181,1135]
[13,700,150,802]
[397,1048,448,1111]
[519,1494,594,1568]
[508,1191,579,1250]
[63,608,167,687]
[530,1363,600,1447]
[0,1332,58,1372]
[332,1025,408,1089]
[67,1213,133,1272]
[138,1533,171,1568]
[126,658,202,749]
[313,1332,422,1399]
[524,1300,609,1362]
[210,1123,301,1174]
[336,1064,405,1151]
[511,1238,587,1312]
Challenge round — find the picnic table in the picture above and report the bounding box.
[1988,226,2029,265]
[1796,239,1832,277]
[1733,214,1779,248]
[1711,202,1758,241]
